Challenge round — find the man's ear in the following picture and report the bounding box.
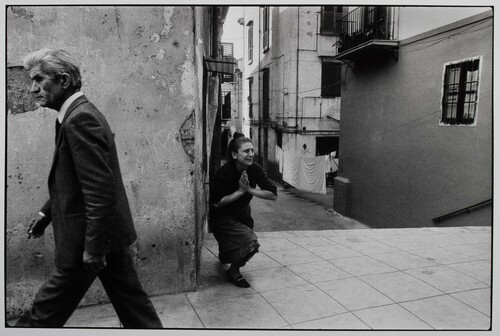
[231,151,238,159]
[59,73,71,89]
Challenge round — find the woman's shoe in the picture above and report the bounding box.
[226,270,250,288]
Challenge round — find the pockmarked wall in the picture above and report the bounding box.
[337,13,492,228]
[6,6,201,318]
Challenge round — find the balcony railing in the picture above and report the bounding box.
[337,6,397,53]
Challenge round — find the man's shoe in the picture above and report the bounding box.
[226,270,250,288]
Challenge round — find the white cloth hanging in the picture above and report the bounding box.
[326,152,339,173]
[283,154,328,194]
[282,151,299,188]
[275,145,284,174]
[299,155,327,194]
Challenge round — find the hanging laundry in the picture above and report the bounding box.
[282,151,300,189]
[326,151,339,173]
[283,154,328,194]
[275,145,284,173]
[299,155,328,194]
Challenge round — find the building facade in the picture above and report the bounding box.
[332,7,492,228]
[220,43,244,159]
[238,6,343,180]
[6,5,228,318]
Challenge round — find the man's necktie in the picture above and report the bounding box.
[55,120,61,143]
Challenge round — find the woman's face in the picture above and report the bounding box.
[232,142,254,170]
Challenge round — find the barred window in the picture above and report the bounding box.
[441,57,481,125]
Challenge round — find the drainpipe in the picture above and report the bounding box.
[282,55,285,125]
[240,8,247,135]
[258,7,262,165]
[295,6,300,133]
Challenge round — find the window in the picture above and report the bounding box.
[321,61,341,97]
[320,6,343,35]
[263,6,270,51]
[316,137,339,156]
[364,6,377,28]
[262,68,270,119]
[441,57,481,125]
[247,21,253,64]
[248,77,253,119]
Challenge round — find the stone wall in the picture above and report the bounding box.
[6,6,207,318]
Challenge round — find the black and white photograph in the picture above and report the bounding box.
[3,2,495,334]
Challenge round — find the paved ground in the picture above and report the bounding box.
[8,225,492,330]
[253,184,369,231]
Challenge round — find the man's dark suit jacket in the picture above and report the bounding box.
[40,95,137,269]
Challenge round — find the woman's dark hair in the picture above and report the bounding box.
[227,133,252,161]
[233,132,245,139]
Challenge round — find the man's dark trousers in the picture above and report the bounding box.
[15,95,162,328]
[15,248,162,328]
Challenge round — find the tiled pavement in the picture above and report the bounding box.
[8,226,492,330]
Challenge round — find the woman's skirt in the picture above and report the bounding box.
[211,205,260,264]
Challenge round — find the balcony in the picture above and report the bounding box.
[334,6,399,62]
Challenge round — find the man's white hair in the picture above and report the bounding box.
[23,48,82,90]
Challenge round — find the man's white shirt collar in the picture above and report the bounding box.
[57,91,84,123]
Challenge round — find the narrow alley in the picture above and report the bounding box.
[252,183,369,232]
[5,5,493,333]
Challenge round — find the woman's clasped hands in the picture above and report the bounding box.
[239,171,250,193]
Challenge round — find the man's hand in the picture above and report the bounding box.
[28,216,50,239]
[83,250,107,274]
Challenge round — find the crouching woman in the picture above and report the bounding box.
[210,133,277,287]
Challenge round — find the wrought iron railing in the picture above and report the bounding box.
[337,6,397,53]
[432,199,492,224]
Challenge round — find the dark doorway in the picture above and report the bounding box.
[316,136,339,156]
[221,128,229,157]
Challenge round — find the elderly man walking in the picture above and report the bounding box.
[15,48,163,328]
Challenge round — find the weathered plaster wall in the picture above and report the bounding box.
[6,6,201,318]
